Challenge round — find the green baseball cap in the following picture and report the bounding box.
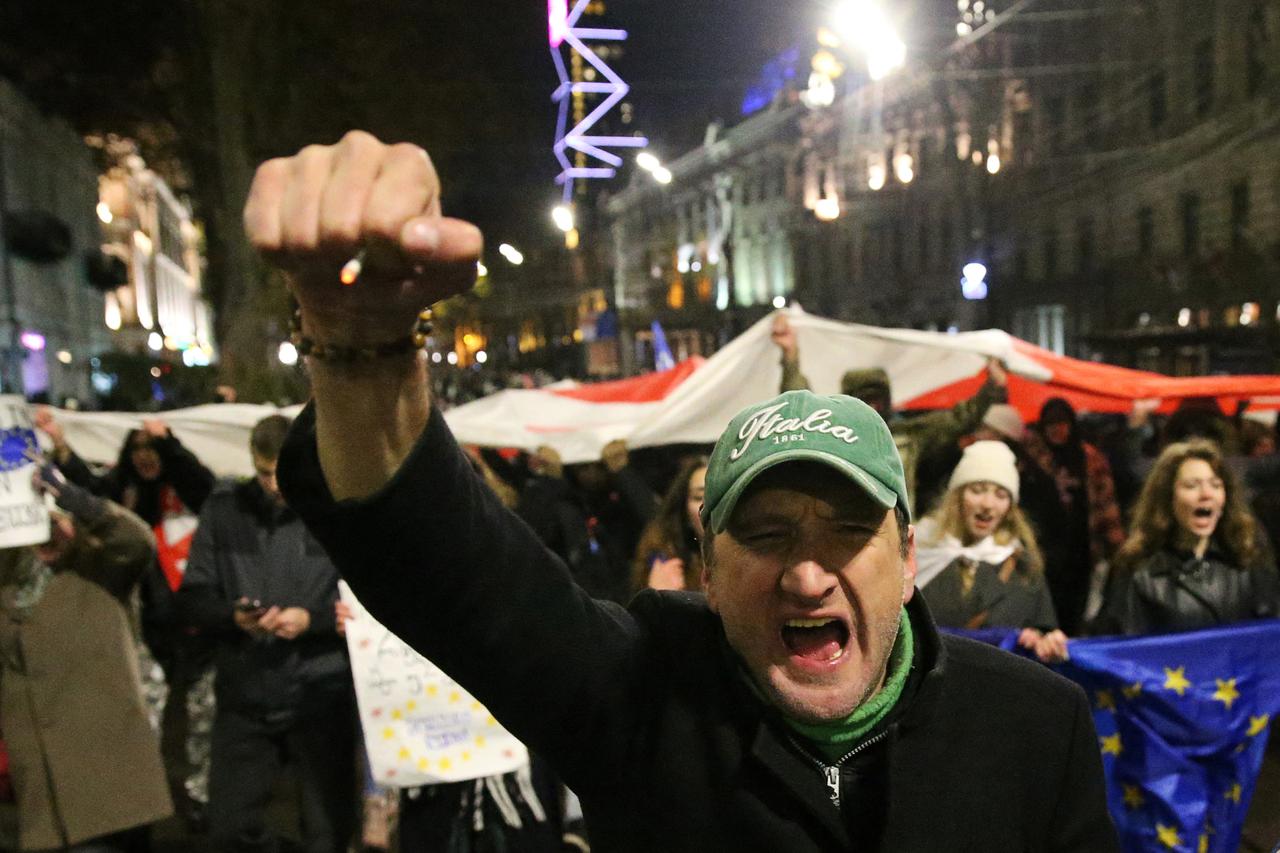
[700,390,910,535]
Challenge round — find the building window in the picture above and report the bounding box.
[1247,4,1269,96]
[892,219,904,276]
[1077,217,1095,274]
[1043,227,1059,280]
[1180,193,1201,257]
[1044,96,1066,156]
[1231,181,1250,250]
[1194,38,1214,117]
[1075,83,1101,148]
[1014,305,1066,355]
[1148,71,1167,129]
[1137,206,1155,257]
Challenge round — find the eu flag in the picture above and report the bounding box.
[947,620,1280,853]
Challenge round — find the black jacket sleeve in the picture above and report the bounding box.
[278,405,651,788]
[175,495,236,635]
[156,433,216,515]
[1047,686,1121,852]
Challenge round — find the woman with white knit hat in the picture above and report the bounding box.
[915,441,1068,662]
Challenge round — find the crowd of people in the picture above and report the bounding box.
[2,131,1279,851]
[4,333,1280,852]
[5,325,1280,852]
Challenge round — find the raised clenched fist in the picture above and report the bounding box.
[243,130,483,346]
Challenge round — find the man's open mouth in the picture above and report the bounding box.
[781,618,849,662]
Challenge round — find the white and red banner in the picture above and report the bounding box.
[36,310,1280,470]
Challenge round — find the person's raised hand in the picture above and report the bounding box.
[141,418,169,439]
[601,439,629,474]
[243,130,483,347]
[1129,398,1161,429]
[986,357,1008,388]
[34,406,64,445]
[771,314,797,361]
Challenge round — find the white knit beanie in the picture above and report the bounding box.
[948,440,1020,502]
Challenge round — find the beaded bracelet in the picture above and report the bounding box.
[289,308,434,363]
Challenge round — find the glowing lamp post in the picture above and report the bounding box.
[961,262,988,301]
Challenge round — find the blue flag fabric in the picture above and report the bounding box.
[945,621,1280,853]
[650,321,676,372]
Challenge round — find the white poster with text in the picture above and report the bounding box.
[340,581,528,787]
[0,396,48,548]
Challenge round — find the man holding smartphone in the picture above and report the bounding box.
[177,415,355,852]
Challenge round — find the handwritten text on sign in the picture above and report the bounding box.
[0,397,48,548]
[339,582,528,787]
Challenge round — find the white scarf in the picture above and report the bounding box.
[914,517,1020,589]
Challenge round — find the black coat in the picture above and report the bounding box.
[280,407,1118,852]
[176,479,348,717]
[1098,542,1280,635]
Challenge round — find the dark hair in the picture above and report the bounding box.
[1115,439,1260,570]
[633,455,709,593]
[250,415,293,461]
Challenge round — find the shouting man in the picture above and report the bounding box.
[250,131,1117,851]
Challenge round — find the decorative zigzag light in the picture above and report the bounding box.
[549,0,648,202]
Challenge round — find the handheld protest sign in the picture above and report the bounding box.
[339,581,529,787]
[0,397,49,548]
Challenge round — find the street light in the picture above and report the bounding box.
[636,151,660,172]
[814,197,841,221]
[498,243,524,265]
[278,341,298,366]
[830,0,906,81]
[652,167,673,185]
[552,204,575,233]
[961,262,988,300]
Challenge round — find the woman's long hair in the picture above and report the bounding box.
[1115,439,1260,570]
[632,456,709,593]
[928,483,1045,575]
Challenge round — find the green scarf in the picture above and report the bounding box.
[785,607,914,763]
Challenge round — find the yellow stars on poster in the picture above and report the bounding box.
[1211,679,1239,710]
[398,746,411,760]
[1095,689,1116,711]
[1224,783,1242,804]
[406,700,417,712]
[1100,734,1123,756]
[1163,666,1191,696]
[475,735,486,748]
[1155,823,1182,849]
[462,751,472,762]
[426,685,439,697]
[1122,784,1144,810]
[1122,681,1144,700]
[449,691,461,704]
[1247,714,1270,737]
[391,709,403,720]
[382,727,395,740]
[417,757,429,772]
[439,757,452,771]
[470,700,483,711]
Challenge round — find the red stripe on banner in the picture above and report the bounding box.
[550,357,704,403]
[901,343,1280,417]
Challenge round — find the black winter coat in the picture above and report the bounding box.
[280,406,1118,852]
[1098,542,1280,635]
[176,478,348,717]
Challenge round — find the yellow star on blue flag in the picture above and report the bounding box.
[944,619,1280,853]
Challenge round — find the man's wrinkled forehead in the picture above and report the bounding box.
[727,461,890,527]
